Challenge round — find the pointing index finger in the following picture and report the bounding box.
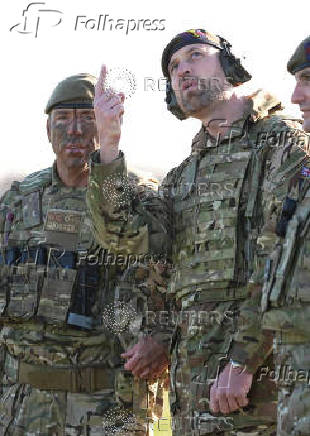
[95,64,107,100]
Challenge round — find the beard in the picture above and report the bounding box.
[178,77,227,115]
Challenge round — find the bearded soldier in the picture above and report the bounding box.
[158,28,303,436]
[88,30,307,435]
[211,36,310,436]
[0,72,171,435]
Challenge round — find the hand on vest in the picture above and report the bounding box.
[121,336,169,380]
[209,363,253,414]
[94,64,125,164]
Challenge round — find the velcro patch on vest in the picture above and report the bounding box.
[22,190,42,228]
[44,210,84,250]
[301,166,310,178]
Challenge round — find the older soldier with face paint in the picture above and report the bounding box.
[0,72,171,435]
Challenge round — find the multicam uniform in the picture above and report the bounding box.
[161,90,306,436]
[88,89,305,436]
[0,153,171,436]
[231,37,310,436]
[257,168,310,436]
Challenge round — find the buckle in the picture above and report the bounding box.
[71,367,95,393]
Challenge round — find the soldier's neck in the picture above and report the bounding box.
[200,93,248,139]
[56,160,89,187]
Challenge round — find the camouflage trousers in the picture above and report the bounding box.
[0,351,152,436]
[170,300,277,436]
[273,341,310,436]
[277,383,310,436]
[0,385,151,436]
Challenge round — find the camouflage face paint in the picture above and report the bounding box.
[49,108,98,168]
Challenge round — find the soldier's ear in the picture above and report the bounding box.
[46,115,51,143]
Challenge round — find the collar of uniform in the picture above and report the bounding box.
[214,89,281,144]
[51,161,65,187]
[192,89,282,152]
[51,161,91,190]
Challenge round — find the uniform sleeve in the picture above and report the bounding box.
[0,188,17,392]
[87,150,173,342]
[86,150,172,258]
[0,187,17,311]
[230,117,309,373]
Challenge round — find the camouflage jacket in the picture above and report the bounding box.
[259,166,310,346]
[0,159,171,416]
[87,90,306,373]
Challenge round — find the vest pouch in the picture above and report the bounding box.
[44,209,84,251]
[0,265,9,315]
[7,264,44,318]
[288,238,310,304]
[37,267,77,323]
[115,370,134,404]
[67,263,100,330]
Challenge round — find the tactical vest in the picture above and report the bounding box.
[0,166,129,368]
[262,187,310,343]
[0,166,164,416]
[165,121,269,304]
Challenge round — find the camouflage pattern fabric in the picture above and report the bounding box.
[231,116,310,435]
[271,341,310,436]
[277,383,310,436]
[0,159,172,436]
[162,90,307,435]
[257,182,310,436]
[87,89,307,435]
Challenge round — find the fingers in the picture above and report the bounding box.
[95,64,107,100]
[95,94,124,123]
[123,353,143,371]
[217,391,231,414]
[210,385,248,414]
[121,349,135,360]
[138,358,168,380]
[95,93,122,109]
[110,103,124,118]
[123,351,167,379]
[209,385,220,413]
[235,393,249,408]
[226,394,240,412]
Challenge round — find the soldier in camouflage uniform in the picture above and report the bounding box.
[159,29,302,436]
[211,37,310,436]
[0,72,171,435]
[87,29,307,435]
